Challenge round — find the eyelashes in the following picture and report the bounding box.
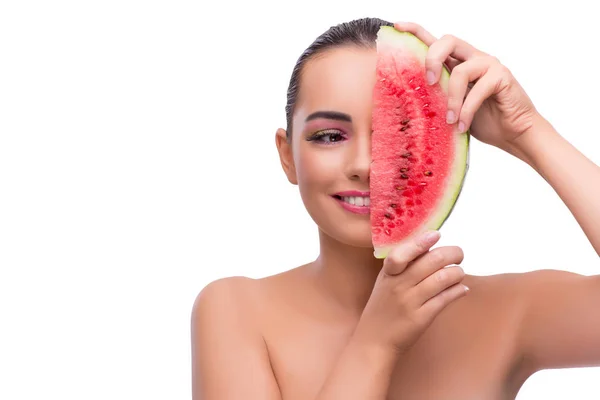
[306,129,347,145]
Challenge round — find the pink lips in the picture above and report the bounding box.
[332,190,370,215]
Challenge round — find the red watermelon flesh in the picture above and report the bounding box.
[370,26,470,259]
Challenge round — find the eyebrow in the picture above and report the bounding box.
[305,111,352,123]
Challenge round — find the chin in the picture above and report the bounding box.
[329,224,374,249]
[319,209,375,248]
[302,193,375,249]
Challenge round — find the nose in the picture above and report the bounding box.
[345,132,371,183]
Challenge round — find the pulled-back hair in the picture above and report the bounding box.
[284,17,393,140]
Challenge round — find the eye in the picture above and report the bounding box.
[306,129,347,145]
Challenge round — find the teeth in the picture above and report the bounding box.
[340,196,370,207]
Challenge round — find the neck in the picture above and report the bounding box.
[311,228,383,314]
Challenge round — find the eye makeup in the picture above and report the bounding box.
[306,128,347,145]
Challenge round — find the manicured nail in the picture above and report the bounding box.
[458,121,465,132]
[426,70,435,85]
[446,110,456,124]
[422,230,440,244]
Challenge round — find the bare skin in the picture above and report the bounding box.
[191,22,600,399]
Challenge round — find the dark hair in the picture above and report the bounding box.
[284,17,393,141]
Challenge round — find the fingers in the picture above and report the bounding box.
[444,57,496,130]
[414,264,466,306]
[424,34,485,86]
[393,21,489,91]
[420,282,469,317]
[393,22,464,73]
[457,63,512,132]
[382,231,441,276]
[394,21,507,134]
[393,22,437,46]
[403,245,465,286]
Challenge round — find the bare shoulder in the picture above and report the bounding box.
[496,268,600,372]
[191,276,266,347]
[452,272,535,334]
[191,276,282,399]
[191,266,306,329]
[191,276,260,318]
[462,270,597,376]
[462,272,527,303]
[462,268,577,296]
[460,269,584,311]
[466,268,590,301]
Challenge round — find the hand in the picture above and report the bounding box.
[393,22,542,153]
[354,231,468,354]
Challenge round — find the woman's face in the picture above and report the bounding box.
[277,45,378,248]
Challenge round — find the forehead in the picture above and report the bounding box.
[293,46,377,127]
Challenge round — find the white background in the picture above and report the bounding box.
[1,0,599,399]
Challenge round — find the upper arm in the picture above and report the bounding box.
[191,277,282,400]
[518,269,600,373]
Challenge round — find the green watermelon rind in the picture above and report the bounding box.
[373,26,470,259]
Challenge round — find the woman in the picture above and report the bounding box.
[191,17,600,399]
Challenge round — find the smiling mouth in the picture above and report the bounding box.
[332,195,371,207]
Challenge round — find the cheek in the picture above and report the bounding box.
[295,145,340,189]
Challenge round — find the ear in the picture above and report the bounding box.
[275,128,298,185]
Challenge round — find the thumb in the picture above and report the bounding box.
[382,231,441,276]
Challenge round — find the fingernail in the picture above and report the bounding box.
[458,121,465,132]
[422,230,440,243]
[446,110,455,124]
[426,70,435,85]
[464,285,470,293]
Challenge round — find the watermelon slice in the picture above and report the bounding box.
[370,26,470,259]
